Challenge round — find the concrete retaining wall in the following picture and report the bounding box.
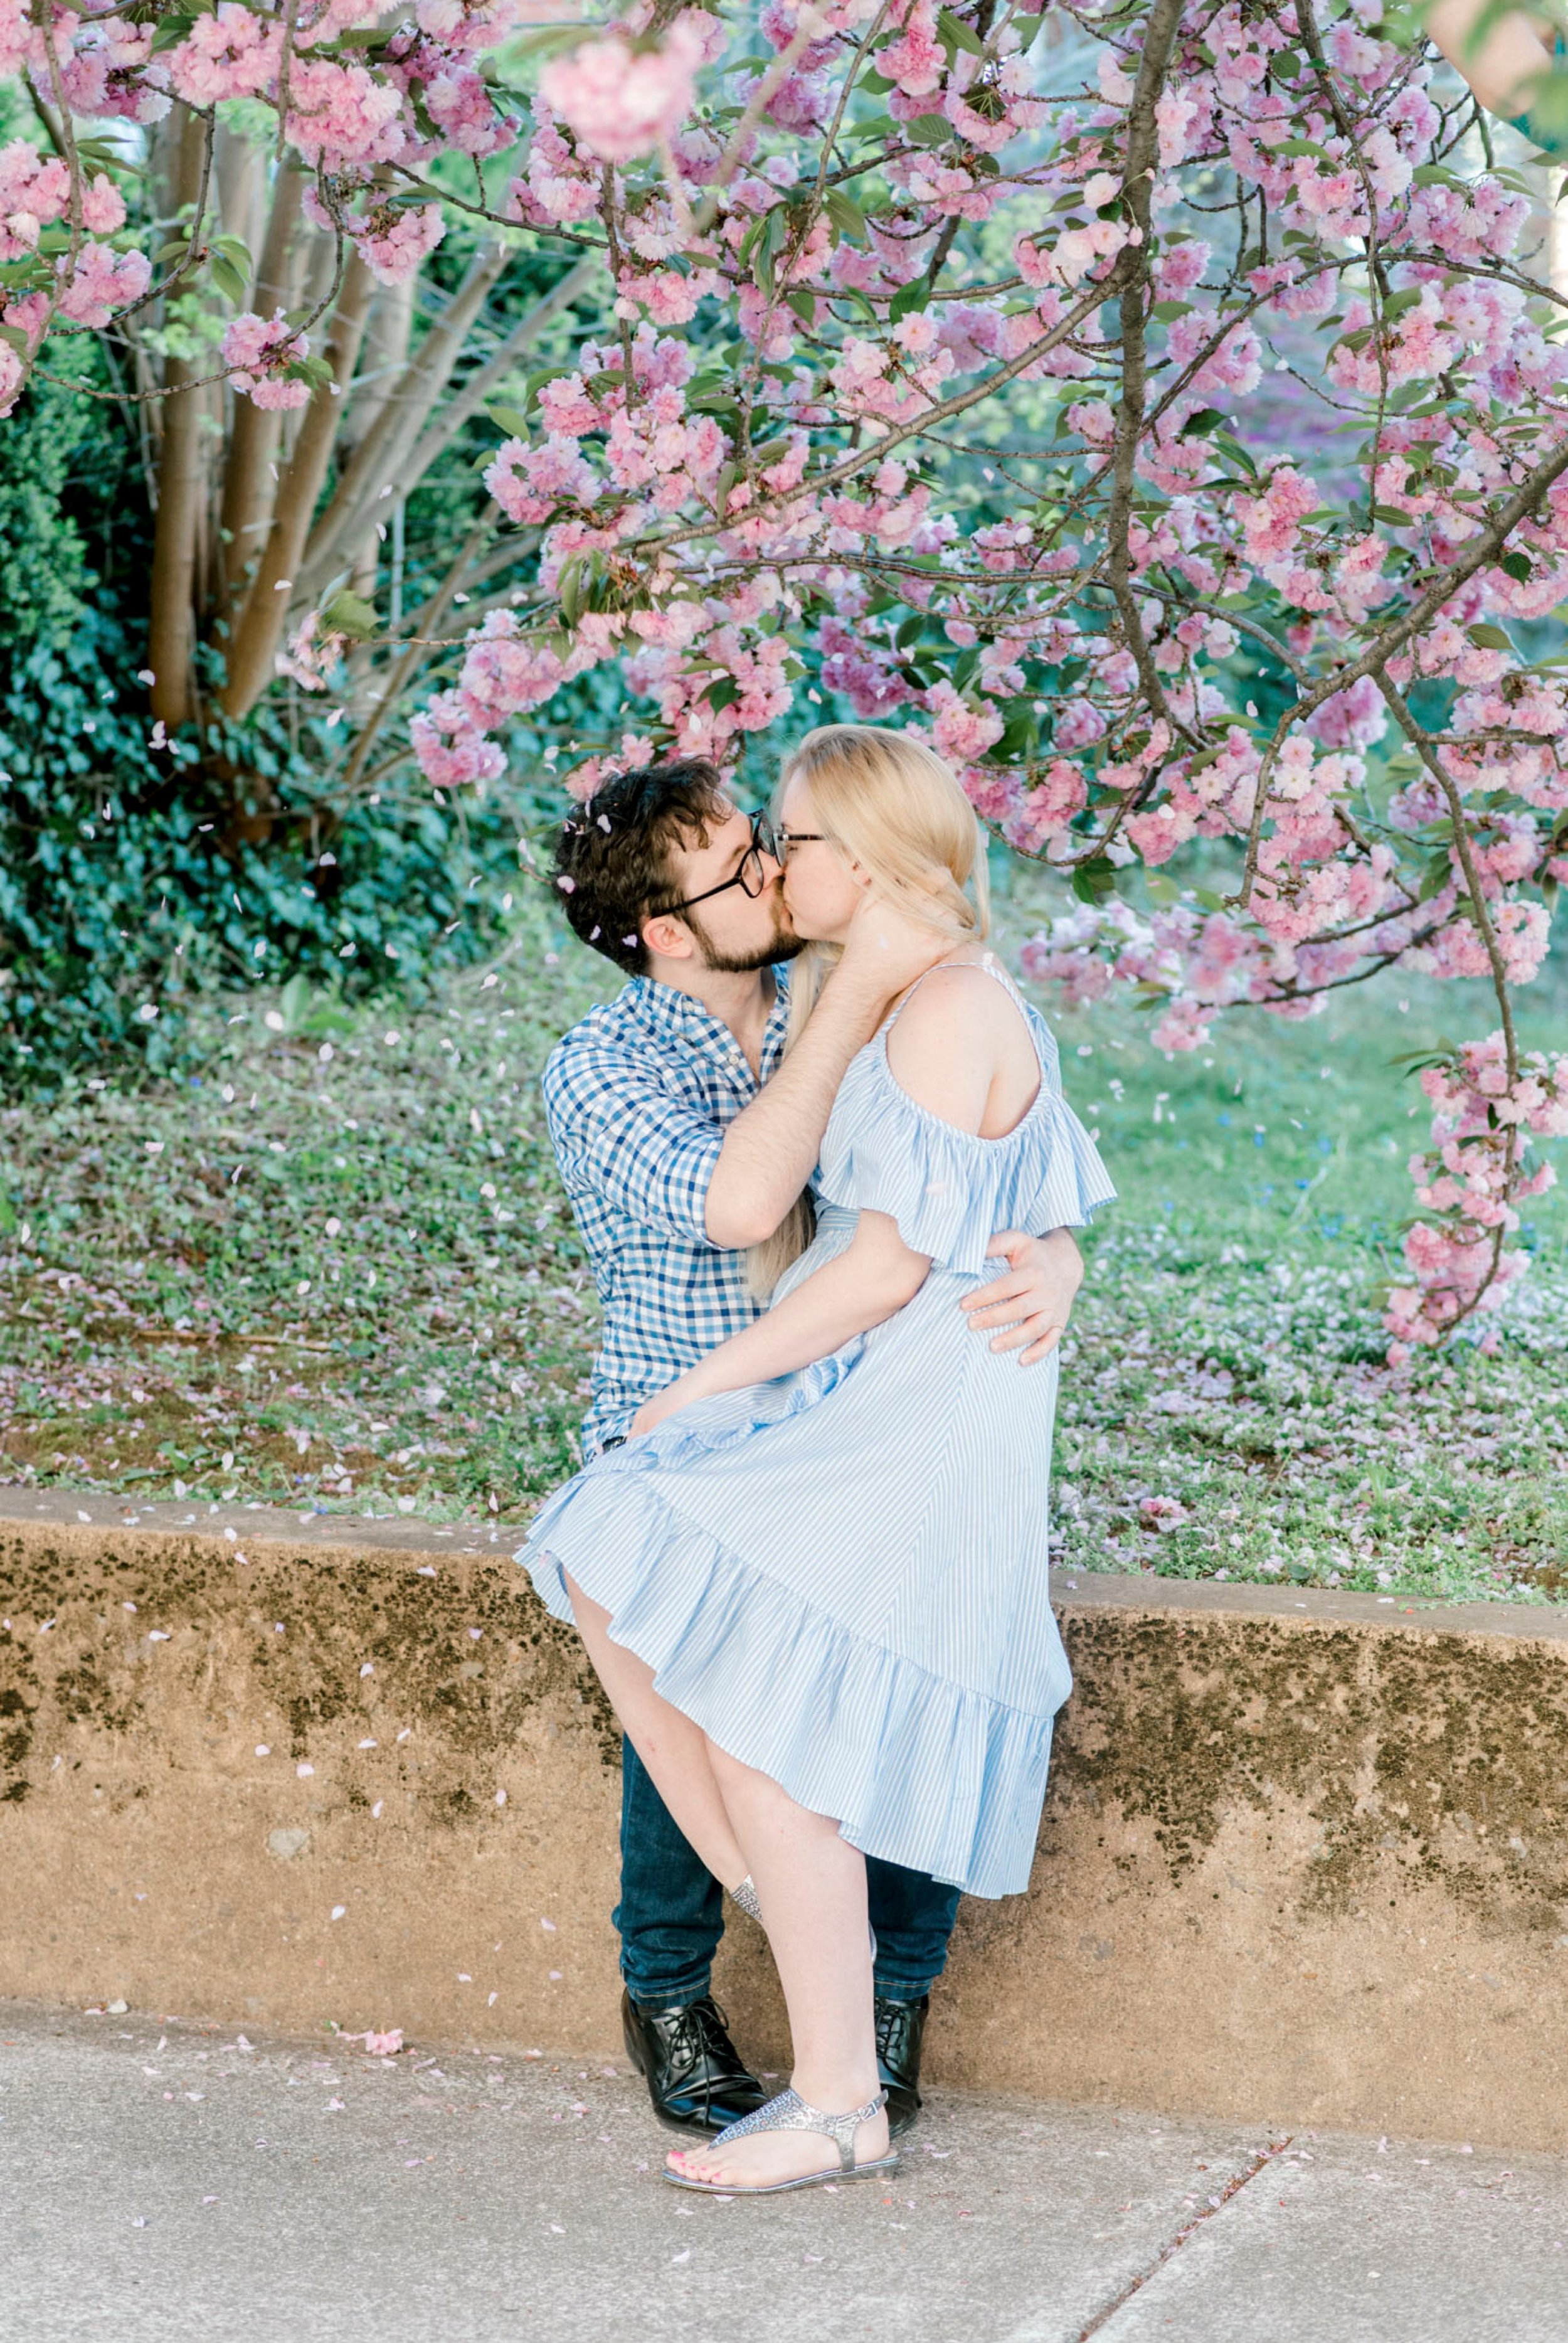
[4,1491,1567,2150]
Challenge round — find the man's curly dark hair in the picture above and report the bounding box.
[551,758,728,977]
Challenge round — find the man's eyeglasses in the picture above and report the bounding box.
[661,810,780,916]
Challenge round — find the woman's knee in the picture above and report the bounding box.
[705,1737,840,1829]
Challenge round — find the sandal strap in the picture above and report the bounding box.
[711,2085,887,2172]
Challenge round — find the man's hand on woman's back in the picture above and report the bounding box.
[961,1228,1085,1365]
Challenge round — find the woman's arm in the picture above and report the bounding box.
[632,962,1015,1436]
[632,1208,930,1433]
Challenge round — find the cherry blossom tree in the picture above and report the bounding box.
[6,0,1568,1355]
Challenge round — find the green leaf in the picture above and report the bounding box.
[557,557,587,627]
[895,612,926,649]
[704,673,739,712]
[1500,549,1533,584]
[149,11,198,51]
[824,189,866,243]
[522,364,569,412]
[785,289,816,328]
[1466,622,1512,649]
[936,6,986,55]
[1179,406,1227,438]
[318,590,379,642]
[210,254,247,305]
[1071,857,1118,906]
[1149,299,1193,322]
[888,276,930,324]
[1417,849,1454,903]
[1215,433,1257,479]
[485,403,532,440]
[906,113,951,146]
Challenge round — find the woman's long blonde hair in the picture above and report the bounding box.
[748,723,990,1297]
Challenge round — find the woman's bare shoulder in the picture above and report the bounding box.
[889,955,1021,1043]
[884,956,1027,1123]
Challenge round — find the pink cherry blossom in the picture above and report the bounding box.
[540,16,708,165]
[221,311,312,411]
[351,203,445,287]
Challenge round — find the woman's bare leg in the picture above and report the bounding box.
[563,1574,748,1891]
[666,1740,889,2190]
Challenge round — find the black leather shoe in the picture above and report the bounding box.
[874,1992,930,2138]
[622,1990,770,2136]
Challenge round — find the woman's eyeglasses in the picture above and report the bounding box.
[775,829,825,861]
[662,810,780,916]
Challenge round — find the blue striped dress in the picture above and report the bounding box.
[516,960,1115,1898]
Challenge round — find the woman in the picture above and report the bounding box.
[517,724,1114,2195]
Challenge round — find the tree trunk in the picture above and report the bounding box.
[213,122,264,263]
[294,245,509,608]
[217,253,377,720]
[215,159,306,612]
[342,275,416,700]
[147,107,212,731]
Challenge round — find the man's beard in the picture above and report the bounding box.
[686,893,805,975]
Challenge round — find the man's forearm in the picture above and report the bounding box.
[704,970,883,1248]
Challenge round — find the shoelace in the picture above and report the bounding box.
[874,2000,904,2066]
[663,1997,732,2079]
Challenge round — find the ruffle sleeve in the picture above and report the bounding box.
[814,1032,1116,1276]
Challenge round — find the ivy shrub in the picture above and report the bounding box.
[0,381,556,1093]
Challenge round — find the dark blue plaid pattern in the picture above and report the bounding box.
[543,974,792,1454]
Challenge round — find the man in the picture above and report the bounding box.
[534,757,1085,2140]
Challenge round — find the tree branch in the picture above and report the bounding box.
[293,243,511,608]
[218,254,378,719]
[147,107,213,732]
[215,159,306,613]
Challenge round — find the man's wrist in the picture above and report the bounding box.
[816,961,893,1039]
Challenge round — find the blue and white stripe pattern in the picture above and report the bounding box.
[520,961,1116,1901]
[542,975,791,1452]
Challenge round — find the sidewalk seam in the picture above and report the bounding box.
[1069,2134,1295,2342]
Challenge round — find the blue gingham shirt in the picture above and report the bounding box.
[543,972,792,1454]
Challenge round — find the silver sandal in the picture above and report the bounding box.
[663,2084,899,2196]
[729,1874,877,1963]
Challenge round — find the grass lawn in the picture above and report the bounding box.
[2,874,1564,1607]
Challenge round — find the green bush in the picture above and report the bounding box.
[0,380,556,1092]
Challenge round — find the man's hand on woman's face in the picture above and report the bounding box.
[835,892,954,1006]
[961,1227,1084,1365]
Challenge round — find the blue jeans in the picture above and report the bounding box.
[616,1735,962,2010]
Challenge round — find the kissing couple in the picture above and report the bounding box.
[517,721,1113,2196]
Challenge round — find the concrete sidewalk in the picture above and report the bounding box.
[0,2002,1563,2343]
